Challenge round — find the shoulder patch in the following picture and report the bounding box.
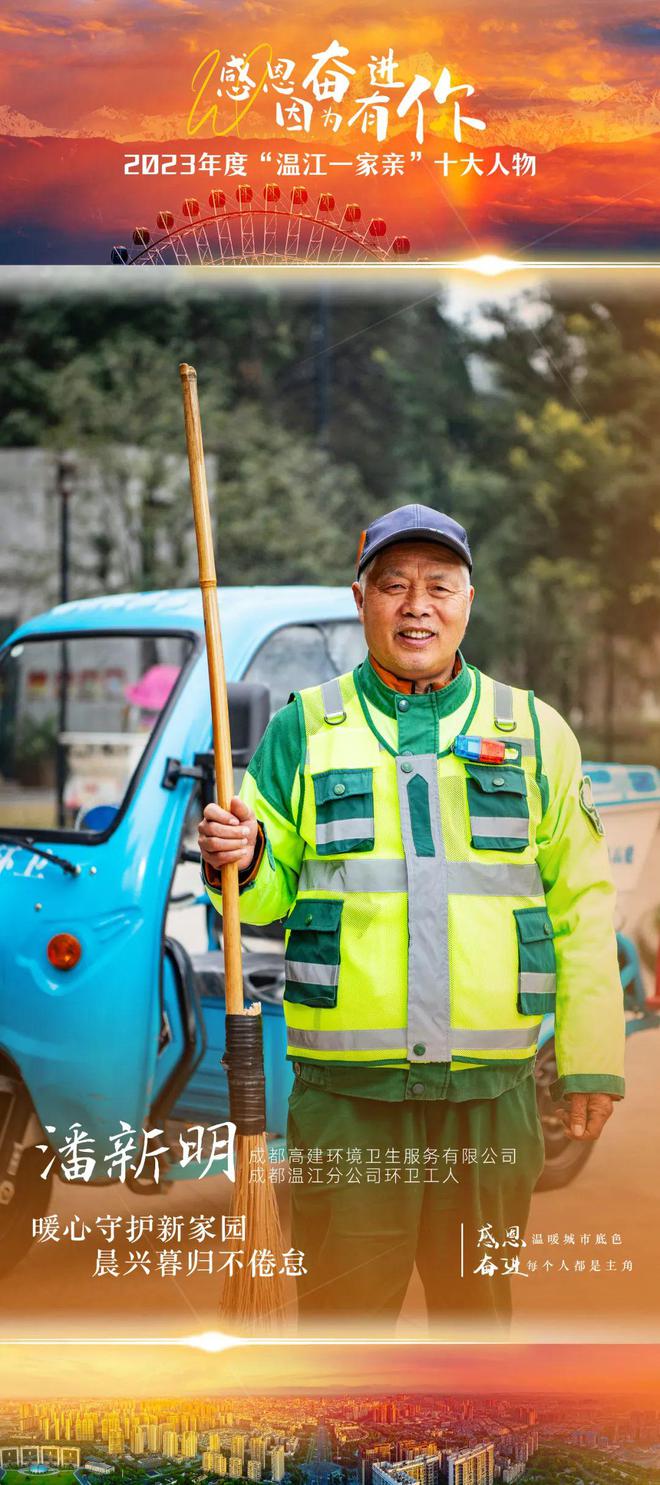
[579,775,605,837]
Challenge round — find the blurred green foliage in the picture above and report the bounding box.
[0,283,658,757]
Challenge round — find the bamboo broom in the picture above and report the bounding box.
[179,363,286,1331]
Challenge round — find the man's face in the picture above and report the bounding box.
[352,540,474,681]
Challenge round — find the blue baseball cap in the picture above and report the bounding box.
[356,503,472,577]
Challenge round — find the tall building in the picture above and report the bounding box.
[446,1445,494,1485]
[232,1436,247,1458]
[372,1403,399,1425]
[513,1409,537,1427]
[271,1445,286,1482]
[229,1454,244,1477]
[247,1463,261,1482]
[104,1414,122,1448]
[107,1426,124,1458]
[373,1456,440,1485]
[181,1432,198,1458]
[162,1431,179,1458]
[204,1452,228,1474]
[131,1426,146,1456]
[250,1438,268,1467]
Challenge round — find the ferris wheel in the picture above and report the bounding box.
[111,184,411,265]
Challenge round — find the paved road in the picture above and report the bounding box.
[301,1428,338,1485]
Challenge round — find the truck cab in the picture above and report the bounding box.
[0,586,365,1270]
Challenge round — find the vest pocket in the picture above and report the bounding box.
[466,762,530,852]
[284,897,343,1007]
[312,767,375,855]
[514,906,557,1013]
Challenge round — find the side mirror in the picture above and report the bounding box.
[162,682,271,795]
[227,681,271,767]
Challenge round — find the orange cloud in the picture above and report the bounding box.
[479,18,520,31]
[79,19,126,34]
[152,0,204,10]
[0,14,68,36]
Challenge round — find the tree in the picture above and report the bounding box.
[474,290,660,752]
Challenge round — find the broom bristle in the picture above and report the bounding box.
[219,1131,288,1332]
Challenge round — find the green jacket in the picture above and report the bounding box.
[204,655,625,1105]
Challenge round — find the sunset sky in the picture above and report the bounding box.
[1,1341,660,1399]
[2,2,660,260]
[2,2,660,129]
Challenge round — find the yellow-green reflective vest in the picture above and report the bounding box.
[207,663,625,1085]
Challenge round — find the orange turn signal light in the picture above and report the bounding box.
[47,933,82,971]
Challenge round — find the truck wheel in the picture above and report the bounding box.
[0,1147,54,1279]
[534,1039,593,1191]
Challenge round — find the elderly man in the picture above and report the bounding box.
[199,503,625,1331]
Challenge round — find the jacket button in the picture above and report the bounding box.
[413,1043,426,1057]
[401,760,414,774]
[411,1082,425,1096]
[305,913,313,925]
[544,922,552,935]
[493,775,505,786]
[333,782,346,795]
[397,698,409,711]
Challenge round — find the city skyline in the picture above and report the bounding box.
[0,1385,656,1484]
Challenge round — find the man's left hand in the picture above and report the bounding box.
[561,1092,615,1141]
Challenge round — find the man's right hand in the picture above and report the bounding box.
[198,798,259,873]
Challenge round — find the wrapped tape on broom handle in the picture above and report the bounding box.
[179,362,267,1136]
[223,1014,267,1135]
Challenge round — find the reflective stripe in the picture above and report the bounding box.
[316,817,374,845]
[286,1024,539,1053]
[519,971,556,998]
[396,753,451,1063]
[322,677,346,725]
[452,1025,539,1050]
[494,679,516,732]
[285,960,340,987]
[447,862,543,897]
[300,858,406,893]
[288,1027,406,1052]
[299,857,543,897]
[470,815,529,840]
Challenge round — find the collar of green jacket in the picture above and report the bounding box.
[359,650,472,720]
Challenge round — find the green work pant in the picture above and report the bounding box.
[287,1074,545,1333]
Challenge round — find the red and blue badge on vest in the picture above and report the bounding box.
[453,733,522,764]
[456,734,530,851]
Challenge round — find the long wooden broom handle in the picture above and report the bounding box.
[179,362,244,1014]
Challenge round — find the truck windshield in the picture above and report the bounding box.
[0,632,192,835]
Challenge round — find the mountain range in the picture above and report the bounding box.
[2,78,660,151]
